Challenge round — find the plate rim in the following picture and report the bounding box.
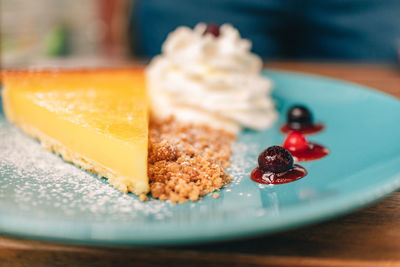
[1,69,400,246]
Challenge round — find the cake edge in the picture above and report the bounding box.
[1,89,150,196]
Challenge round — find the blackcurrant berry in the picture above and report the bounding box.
[258,146,294,173]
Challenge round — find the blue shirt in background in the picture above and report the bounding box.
[130,0,400,63]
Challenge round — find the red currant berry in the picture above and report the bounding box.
[283,131,309,153]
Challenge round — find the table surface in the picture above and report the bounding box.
[1,62,400,267]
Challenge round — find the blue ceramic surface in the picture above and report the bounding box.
[0,70,399,245]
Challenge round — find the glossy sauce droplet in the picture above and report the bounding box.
[251,165,307,185]
[289,143,329,162]
[281,124,324,134]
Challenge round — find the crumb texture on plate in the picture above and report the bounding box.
[148,117,235,203]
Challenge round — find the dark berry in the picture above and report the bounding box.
[203,23,220,37]
[283,131,309,152]
[287,105,313,129]
[258,146,294,173]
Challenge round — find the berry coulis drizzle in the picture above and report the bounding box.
[289,143,329,161]
[251,165,307,185]
[280,123,324,135]
[250,105,330,185]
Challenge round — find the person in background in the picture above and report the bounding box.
[130,0,400,63]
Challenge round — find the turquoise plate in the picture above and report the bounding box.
[1,70,400,246]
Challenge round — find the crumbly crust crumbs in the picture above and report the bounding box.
[139,194,148,201]
[148,117,235,203]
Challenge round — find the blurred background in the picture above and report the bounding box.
[1,0,400,68]
[1,0,132,68]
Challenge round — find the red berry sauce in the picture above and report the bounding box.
[252,145,307,185]
[281,123,324,135]
[251,165,307,185]
[283,131,329,161]
[288,143,329,162]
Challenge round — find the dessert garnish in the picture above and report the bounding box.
[283,131,329,161]
[258,145,293,173]
[251,146,307,185]
[203,23,220,37]
[288,105,312,128]
[147,23,277,134]
[282,131,309,153]
[281,105,324,134]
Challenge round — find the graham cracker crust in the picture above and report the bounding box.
[148,117,235,203]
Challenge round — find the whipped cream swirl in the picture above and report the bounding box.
[147,23,277,133]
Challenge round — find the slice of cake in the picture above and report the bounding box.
[1,68,149,195]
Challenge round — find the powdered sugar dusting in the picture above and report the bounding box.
[0,112,262,225]
[227,141,257,186]
[0,116,172,222]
